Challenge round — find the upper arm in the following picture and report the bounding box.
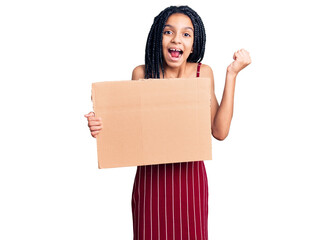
[132,65,145,80]
[199,64,219,131]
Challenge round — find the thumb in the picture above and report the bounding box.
[84,111,95,118]
[233,52,238,61]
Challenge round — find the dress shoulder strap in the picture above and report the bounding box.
[196,62,202,77]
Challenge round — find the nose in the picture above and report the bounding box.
[171,34,181,44]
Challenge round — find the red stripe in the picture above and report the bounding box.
[196,62,202,77]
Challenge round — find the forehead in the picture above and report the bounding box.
[165,13,193,29]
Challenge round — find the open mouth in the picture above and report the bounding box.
[168,48,183,59]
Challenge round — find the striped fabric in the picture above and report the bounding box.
[131,161,209,240]
[131,63,208,240]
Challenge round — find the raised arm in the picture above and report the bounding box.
[206,49,251,141]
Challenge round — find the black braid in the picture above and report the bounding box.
[145,6,206,79]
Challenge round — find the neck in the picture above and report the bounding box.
[162,62,188,78]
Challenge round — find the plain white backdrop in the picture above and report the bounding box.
[1,0,335,239]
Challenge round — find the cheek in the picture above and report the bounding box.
[162,35,170,45]
[162,40,169,52]
[185,40,194,52]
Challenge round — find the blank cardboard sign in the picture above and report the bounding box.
[91,78,212,168]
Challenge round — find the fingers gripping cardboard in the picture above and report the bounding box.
[91,78,212,168]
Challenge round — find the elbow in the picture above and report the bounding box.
[212,128,229,141]
[216,133,229,141]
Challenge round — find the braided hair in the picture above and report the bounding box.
[145,6,206,79]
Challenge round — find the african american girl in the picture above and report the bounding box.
[85,5,251,240]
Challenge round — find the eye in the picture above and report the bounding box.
[164,30,173,35]
[183,32,191,37]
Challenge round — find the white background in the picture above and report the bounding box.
[1,0,335,239]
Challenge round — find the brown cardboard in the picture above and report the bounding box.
[91,78,212,169]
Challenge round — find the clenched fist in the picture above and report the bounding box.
[84,111,103,138]
[227,49,251,75]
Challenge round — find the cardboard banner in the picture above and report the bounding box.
[91,78,212,168]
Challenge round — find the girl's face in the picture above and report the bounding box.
[162,13,194,68]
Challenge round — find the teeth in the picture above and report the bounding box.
[169,48,182,52]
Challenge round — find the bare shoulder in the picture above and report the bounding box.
[132,65,145,80]
[199,63,215,93]
[199,63,214,78]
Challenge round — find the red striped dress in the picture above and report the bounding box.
[131,63,208,240]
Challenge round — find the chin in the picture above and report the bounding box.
[163,56,188,69]
[164,60,183,68]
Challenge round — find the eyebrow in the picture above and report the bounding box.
[164,24,194,31]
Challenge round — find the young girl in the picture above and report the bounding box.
[85,5,251,240]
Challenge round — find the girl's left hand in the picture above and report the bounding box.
[227,49,251,75]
